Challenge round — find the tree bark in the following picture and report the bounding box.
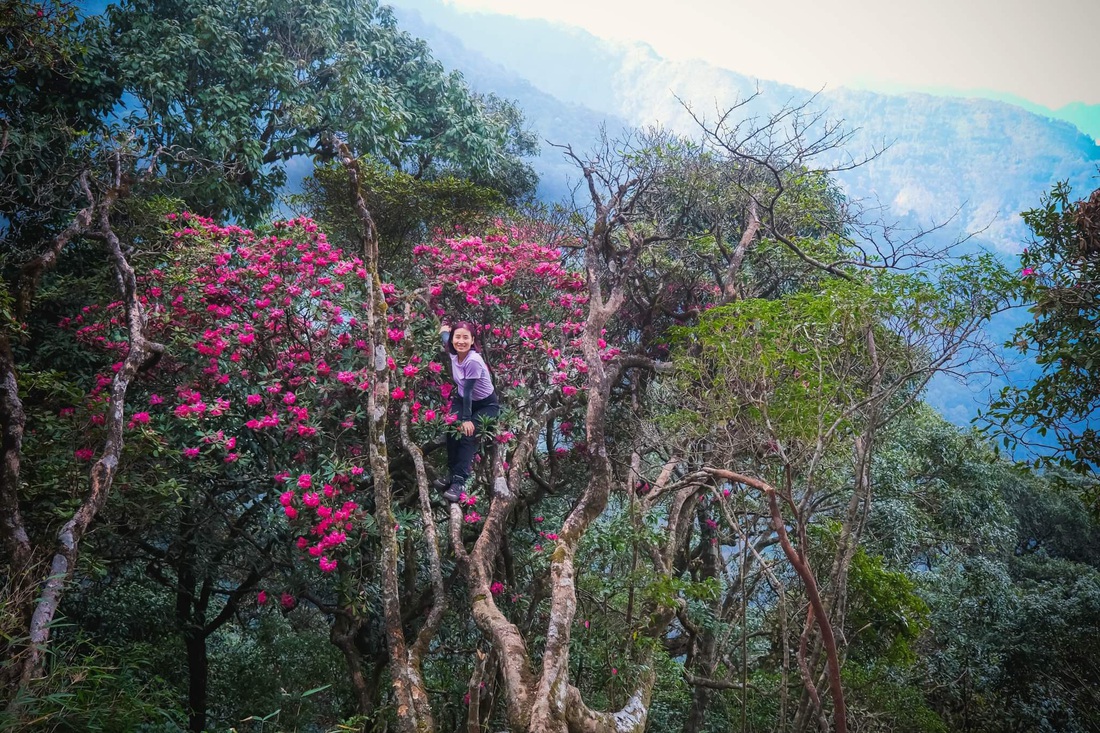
[0,332,31,576]
[334,141,435,733]
[331,614,375,717]
[9,198,162,709]
[682,523,720,733]
[184,628,208,733]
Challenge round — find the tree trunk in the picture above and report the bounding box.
[683,513,721,733]
[184,628,208,733]
[334,140,435,733]
[0,333,30,576]
[331,614,375,718]
[8,201,161,711]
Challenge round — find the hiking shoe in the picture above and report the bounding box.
[431,474,451,491]
[442,481,465,503]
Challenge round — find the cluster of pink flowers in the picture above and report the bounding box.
[62,214,388,577]
[380,228,625,439]
[62,213,631,588]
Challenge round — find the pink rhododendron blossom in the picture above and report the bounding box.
[280,593,296,609]
[490,581,504,595]
[74,448,94,461]
[69,213,619,607]
[257,590,268,605]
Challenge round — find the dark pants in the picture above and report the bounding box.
[447,392,500,484]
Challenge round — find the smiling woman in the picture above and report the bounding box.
[436,322,500,501]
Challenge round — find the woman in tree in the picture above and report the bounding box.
[435,322,499,501]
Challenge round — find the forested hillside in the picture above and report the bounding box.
[2,2,1098,733]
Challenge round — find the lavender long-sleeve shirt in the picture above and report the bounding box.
[442,332,495,419]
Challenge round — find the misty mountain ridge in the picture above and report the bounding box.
[392,0,1100,257]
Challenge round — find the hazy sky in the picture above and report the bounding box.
[435,0,1100,109]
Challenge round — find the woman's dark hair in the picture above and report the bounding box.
[445,322,481,356]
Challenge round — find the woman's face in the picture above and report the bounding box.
[451,327,474,355]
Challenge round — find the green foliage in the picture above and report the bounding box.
[984,181,1100,510]
[0,629,185,733]
[0,0,119,249]
[846,549,929,665]
[872,408,1100,733]
[211,612,351,730]
[105,0,533,221]
[843,664,947,733]
[293,158,506,258]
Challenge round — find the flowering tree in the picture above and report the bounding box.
[0,0,536,713]
[53,164,610,725]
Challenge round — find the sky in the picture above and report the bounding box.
[432,0,1100,110]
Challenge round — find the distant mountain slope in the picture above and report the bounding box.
[389,0,1100,430]
[393,0,1100,254]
